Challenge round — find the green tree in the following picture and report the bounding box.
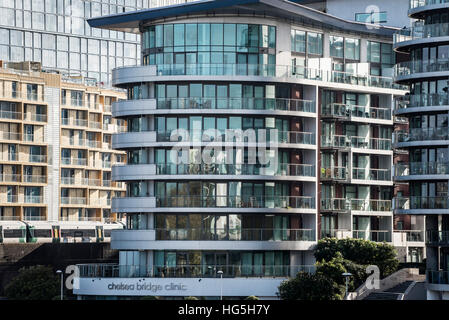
[315,238,399,277]
[184,296,199,300]
[5,265,59,300]
[244,295,259,300]
[278,271,343,300]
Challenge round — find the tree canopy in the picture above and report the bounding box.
[278,238,399,300]
[5,265,60,300]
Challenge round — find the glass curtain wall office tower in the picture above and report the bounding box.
[394,0,449,301]
[73,0,410,299]
[0,0,195,82]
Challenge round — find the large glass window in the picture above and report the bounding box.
[143,23,276,67]
[329,36,344,58]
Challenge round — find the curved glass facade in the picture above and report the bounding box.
[142,23,276,66]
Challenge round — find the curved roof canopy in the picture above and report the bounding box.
[87,0,398,38]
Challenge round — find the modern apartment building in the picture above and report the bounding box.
[69,0,419,299]
[0,60,126,243]
[393,0,449,301]
[0,0,197,83]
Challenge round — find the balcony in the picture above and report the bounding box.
[24,113,47,122]
[320,135,349,149]
[89,121,102,129]
[320,229,352,239]
[156,195,315,209]
[60,197,87,205]
[396,93,449,112]
[86,140,102,148]
[61,157,87,166]
[320,198,349,212]
[154,163,315,177]
[24,195,44,204]
[394,196,449,212]
[352,168,392,182]
[114,63,405,90]
[321,135,392,151]
[60,177,88,185]
[353,230,392,242]
[61,118,88,127]
[59,216,101,222]
[0,174,20,182]
[0,215,21,221]
[29,155,47,163]
[426,230,449,245]
[154,228,315,241]
[156,97,316,113]
[3,195,43,204]
[394,128,449,145]
[394,162,449,179]
[0,131,21,141]
[155,129,316,145]
[321,198,392,212]
[0,110,21,120]
[321,103,392,121]
[77,263,315,279]
[320,167,348,181]
[394,230,425,243]
[23,175,46,183]
[395,58,449,80]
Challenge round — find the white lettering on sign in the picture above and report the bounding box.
[107,282,187,292]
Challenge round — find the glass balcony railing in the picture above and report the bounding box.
[0,174,20,182]
[24,195,43,204]
[353,230,392,242]
[29,155,47,163]
[321,135,391,150]
[352,168,392,181]
[320,135,349,148]
[154,228,315,241]
[321,198,393,212]
[394,127,449,143]
[23,175,46,183]
[427,270,449,285]
[320,198,350,211]
[155,129,316,145]
[154,195,315,209]
[409,0,449,10]
[349,199,392,211]
[61,157,87,166]
[394,196,449,210]
[156,97,316,113]
[60,197,87,205]
[426,230,449,244]
[321,103,391,120]
[394,162,449,177]
[0,110,21,120]
[395,59,449,77]
[395,230,425,242]
[396,93,449,110]
[24,113,47,122]
[320,167,348,180]
[142,64,406,90]
[154,163,315,177]
[77,263,316,278]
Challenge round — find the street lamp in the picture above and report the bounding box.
[217,270,223,300]
[342,272,352,300]
[56,270,63,300]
